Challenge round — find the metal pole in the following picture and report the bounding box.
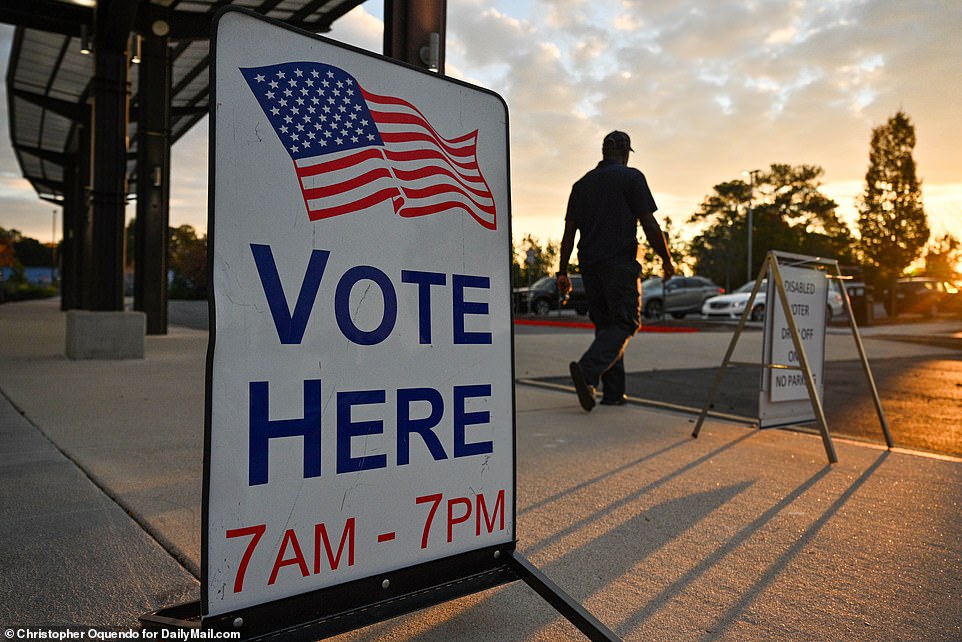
[747,189,752,283]
[89,0,137,311]
[507,552,622,641]
[745,169,758,284]
[383,0,447,74]
[134,29,172,335]
[51,209,57,284]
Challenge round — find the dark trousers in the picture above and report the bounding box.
[578,255,642,400]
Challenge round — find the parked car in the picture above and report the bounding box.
[888,277,957,318]
[641,275,724,319]
[701,279,844,323]
[946,280,962,314]
[513,275,588,315]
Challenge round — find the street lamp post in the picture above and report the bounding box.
[51,209,57,285]
[743,169,759,282]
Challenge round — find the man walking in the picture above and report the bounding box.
[556,130,675,411]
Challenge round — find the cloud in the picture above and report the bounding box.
[445,0,962,242]
[1,2,959,250]
[323,4,383,53]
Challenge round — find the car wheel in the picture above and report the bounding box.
[533,299,551,316]
[644,299,663,320]
[750,303,765,322]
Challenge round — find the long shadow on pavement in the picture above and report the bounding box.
[536,354,962,457]
[344,429,762,640]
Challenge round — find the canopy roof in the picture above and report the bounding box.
[2,0,366,203]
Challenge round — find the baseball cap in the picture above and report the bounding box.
[602,130,633,152]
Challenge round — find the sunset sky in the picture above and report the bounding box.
[1,0,959,261]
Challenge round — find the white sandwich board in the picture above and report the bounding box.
[759,262,828,426]
[692,251,893,465]
[207,4,512,623]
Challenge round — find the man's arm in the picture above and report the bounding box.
[638,213,675,280]
[556,218,577,295]
[629,170,675,279]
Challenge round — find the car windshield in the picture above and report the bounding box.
[531,276,555,290]
[734,280,766,294]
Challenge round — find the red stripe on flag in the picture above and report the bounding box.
[295,147,386,178]
[383,147,479,172]
[398,179,496,211]
[302,167,395,200]
[398,200,497,229]
[306,186,403,221]
[392,165,492,198]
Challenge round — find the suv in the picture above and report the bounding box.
[641,275,724,319]
[513,275,588,316]
[889,277,955,318]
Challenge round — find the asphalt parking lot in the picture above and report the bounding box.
[510,307,962,458]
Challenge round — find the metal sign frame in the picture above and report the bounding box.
[143,8,619,641]
[691,250,893,464]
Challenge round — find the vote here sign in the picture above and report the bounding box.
[205,10,513,617]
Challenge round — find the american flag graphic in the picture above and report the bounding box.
[240,62,497,230]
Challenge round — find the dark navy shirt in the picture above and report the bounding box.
[564,159,660,266]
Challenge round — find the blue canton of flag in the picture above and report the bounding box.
[241,63,382,160]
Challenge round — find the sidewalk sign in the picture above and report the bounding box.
[759,259,829,427]
[691,250,892,463]
[142,8,618,641]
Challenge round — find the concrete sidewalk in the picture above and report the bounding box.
[1,298,960,640]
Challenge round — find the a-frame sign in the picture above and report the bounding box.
[142,8,618,641]
[692,251,893,463]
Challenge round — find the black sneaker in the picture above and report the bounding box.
[569,361,596,412]
[600,395,627,406]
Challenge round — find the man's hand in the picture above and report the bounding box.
[663,262,676,281]
[556,273,572,297]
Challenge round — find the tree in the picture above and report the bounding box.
[0,227,18,270]
[513,234,558,287]
[640,215,685,279]
[168,224,208,299]
[12,234,52,267]
[687,164,853,290]
[857,110,929,301]
[923,234,961,279]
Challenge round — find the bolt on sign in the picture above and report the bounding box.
[204,8,513,633]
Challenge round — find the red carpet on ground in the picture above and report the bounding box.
[513,318,699,333]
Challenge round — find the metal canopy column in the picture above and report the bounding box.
[76,123,94,310]
[134,29,172,335]
[383,0,447,73]
[88,0,137,311]
[60,158,79,311]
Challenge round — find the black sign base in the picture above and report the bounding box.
[141,546,619,641]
